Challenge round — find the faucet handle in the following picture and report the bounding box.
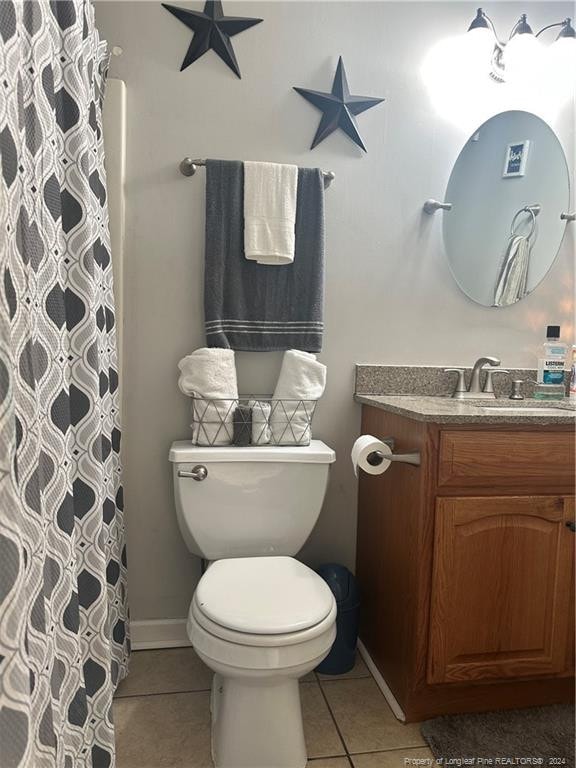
[483,368,510,394]
[444,368,467,395]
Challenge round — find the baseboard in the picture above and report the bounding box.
[357,639,406,722]
[130,618,192,650]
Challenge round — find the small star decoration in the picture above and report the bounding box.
[162,1,262,78]
[294,57,384,152]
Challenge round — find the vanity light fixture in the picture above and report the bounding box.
[421,9,574,131]
[465,9,576,83]
[467,9,576,41]
[467,7,492,32]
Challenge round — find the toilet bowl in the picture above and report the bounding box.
[188,556,337,768]
[169,440,337,767]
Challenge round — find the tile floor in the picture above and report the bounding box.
[114,647,434,768]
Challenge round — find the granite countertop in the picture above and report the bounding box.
[354,394,576,425]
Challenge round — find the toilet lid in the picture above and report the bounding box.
[195,557,335,635]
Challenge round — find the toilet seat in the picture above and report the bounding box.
[188,558,337,669]
[195,556,335,636]
[189,594,336,674]
[191,593,337,648]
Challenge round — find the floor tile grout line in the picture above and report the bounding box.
[130,647,192,653]
[316,676,352,759]
[114,688,212,699]
[317,675,372,686]
[347,745,432,757]
[113,675,370,701]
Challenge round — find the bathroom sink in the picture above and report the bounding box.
[478,406,575,416]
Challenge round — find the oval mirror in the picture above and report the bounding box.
[443,110,570,307]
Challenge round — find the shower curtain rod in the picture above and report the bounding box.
[179,157,336,186]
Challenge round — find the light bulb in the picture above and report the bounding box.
[465,26,497,74]
[503,33,544,85]
[542,36,576,111]
[421,32,503,132]
[548,36,576,81]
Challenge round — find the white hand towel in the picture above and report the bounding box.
[270,350,326,445]
[178,348,238,446]
[244,161,298,265]
[248,399,272,445]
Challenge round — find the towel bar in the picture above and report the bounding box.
[179,157,336,186]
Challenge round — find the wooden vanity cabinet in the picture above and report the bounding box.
[356,406,575,722]
[428,495,573,685]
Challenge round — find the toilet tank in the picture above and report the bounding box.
[169,440,336,560]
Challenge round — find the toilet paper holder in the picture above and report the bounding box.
[367,437,421,467]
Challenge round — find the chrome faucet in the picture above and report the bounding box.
[445,357,509,399]
[469,356,501,394]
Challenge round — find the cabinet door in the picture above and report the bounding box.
[428,496,574,684]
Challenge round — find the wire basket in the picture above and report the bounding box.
[189,396,318,447]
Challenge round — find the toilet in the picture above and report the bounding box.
[169,440,337,768]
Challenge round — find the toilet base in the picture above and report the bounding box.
[211,672,307,768]
[188,587,336,768]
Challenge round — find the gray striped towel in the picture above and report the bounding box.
[204,160,325,352]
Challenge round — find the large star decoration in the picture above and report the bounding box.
[294,58,384,152]
[162,1,262,78]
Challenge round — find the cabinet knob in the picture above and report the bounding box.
[566,521,576,533]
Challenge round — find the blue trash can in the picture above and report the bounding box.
[315,564,360,675]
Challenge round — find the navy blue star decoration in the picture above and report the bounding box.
[294,57,384,152]
[162,1,263,78]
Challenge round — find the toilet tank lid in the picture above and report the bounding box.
[169,439,336,464]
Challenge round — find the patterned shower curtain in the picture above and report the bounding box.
[0,1,129,766]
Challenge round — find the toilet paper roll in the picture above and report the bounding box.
[351,435,393,477]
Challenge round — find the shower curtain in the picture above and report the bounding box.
[0,2,129,766]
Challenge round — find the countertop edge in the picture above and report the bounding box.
[354,394,576,426]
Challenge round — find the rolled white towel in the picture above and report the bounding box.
[249,400,272,445]
[178,348,238,446]
[270,350,326,445]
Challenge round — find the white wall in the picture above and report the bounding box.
[94,1,575,622]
